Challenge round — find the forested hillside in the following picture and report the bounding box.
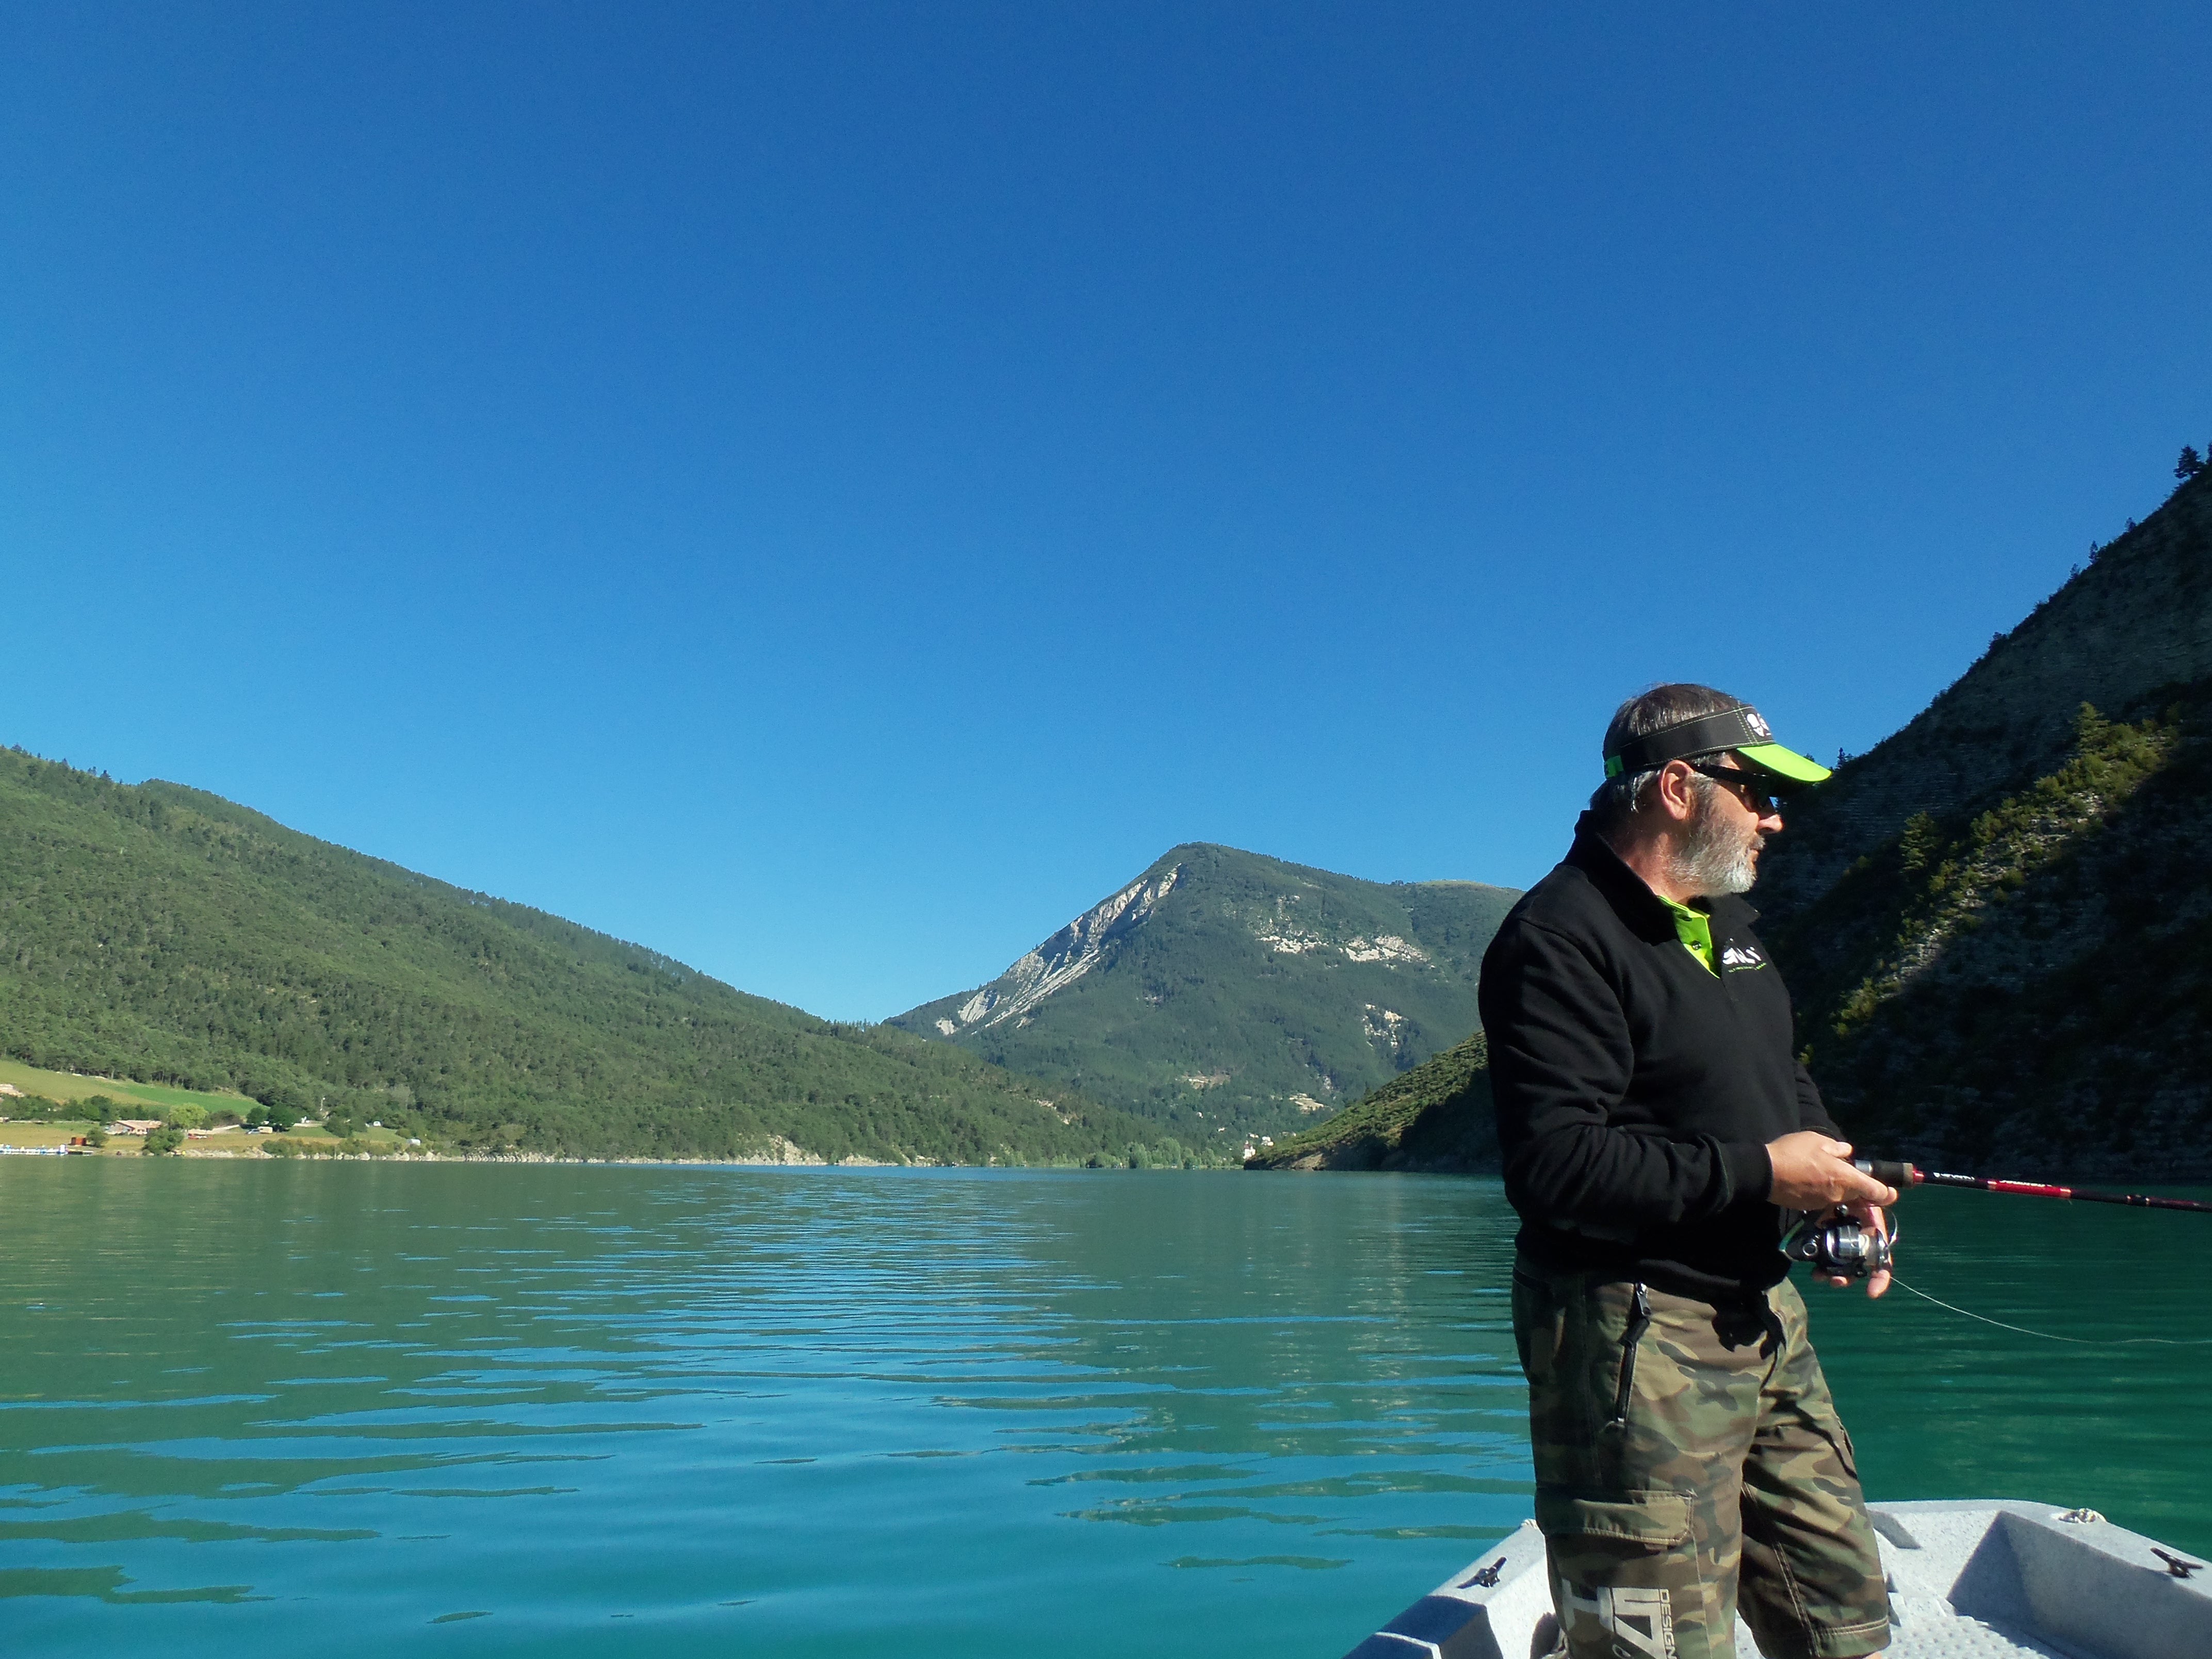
[1766,700,2211,1176]
[0,753,1163,1163]
[892,843,1516,1140]
[1245,1032,1497,1171]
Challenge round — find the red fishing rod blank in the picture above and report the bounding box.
[1855,1158,2212,1214]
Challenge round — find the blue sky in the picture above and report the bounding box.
[5,4,2207,1018]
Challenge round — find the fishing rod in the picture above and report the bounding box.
[1784,1157,2212,1347]
[1784,1157,2211,1282]
[1852,1159,2212,1215]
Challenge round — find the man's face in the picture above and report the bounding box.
[1669,761,1784,896]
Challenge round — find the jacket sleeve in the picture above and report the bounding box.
[1481,919,1772,1231]
[1793,1059,1840,1136]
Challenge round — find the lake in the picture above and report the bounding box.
[2,1162,2206,1656]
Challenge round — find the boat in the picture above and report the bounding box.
[1340,1499,2210,1658]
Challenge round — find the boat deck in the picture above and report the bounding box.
[1343,1499,2210,1658]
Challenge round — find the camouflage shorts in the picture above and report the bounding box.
[1511,1260,1890,1659]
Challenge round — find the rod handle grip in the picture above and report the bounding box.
[1853,1158,1920,1189]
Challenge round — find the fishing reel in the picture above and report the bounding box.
[1783,1207,1897,1280]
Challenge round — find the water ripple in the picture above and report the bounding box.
[0,1164,1530,1656]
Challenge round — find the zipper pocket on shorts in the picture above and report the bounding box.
[1605,1283,1653,1431]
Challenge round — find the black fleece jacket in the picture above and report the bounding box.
[1477,816,1837,1301]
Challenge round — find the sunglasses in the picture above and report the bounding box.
[1687,763,1787,815]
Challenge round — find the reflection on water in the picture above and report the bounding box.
[0,1164,1530,1657]
[2,1163,2204,1657]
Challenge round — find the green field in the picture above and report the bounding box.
[0,1114,404,1159]
[0,1056,398,1154]
[0,1055,253,1116]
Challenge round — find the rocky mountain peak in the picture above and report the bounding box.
[941,865,1183,1035]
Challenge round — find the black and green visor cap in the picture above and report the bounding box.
[1602,704,1831,787]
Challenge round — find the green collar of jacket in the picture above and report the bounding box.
[1658,895,1716,975]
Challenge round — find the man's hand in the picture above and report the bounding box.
[1837,1201,1892,1300]
[1769,1133,1896,1299]
[1766,1131,1897,1210]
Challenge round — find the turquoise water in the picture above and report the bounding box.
[1,1163,2205,1655]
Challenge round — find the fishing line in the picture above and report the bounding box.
[1888,1277,2212,1347]
[1796,1159,2212,1345]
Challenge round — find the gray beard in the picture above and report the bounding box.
[1669,782,1761,896]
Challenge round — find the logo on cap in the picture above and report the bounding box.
[1743,708,1772,741]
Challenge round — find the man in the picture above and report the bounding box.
[1478,684,1896,1659]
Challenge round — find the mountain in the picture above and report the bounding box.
[0,751,1174,1165]
[888,843,1519,1142]
[1755,462,2212,1178]
[1759,467,2212,915]
[1251,459,2212,1181]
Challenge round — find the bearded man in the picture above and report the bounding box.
[1478,684,1897,1659]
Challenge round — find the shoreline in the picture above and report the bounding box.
[0,1142,1234,1171]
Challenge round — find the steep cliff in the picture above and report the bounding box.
[1762,467,2212,914]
